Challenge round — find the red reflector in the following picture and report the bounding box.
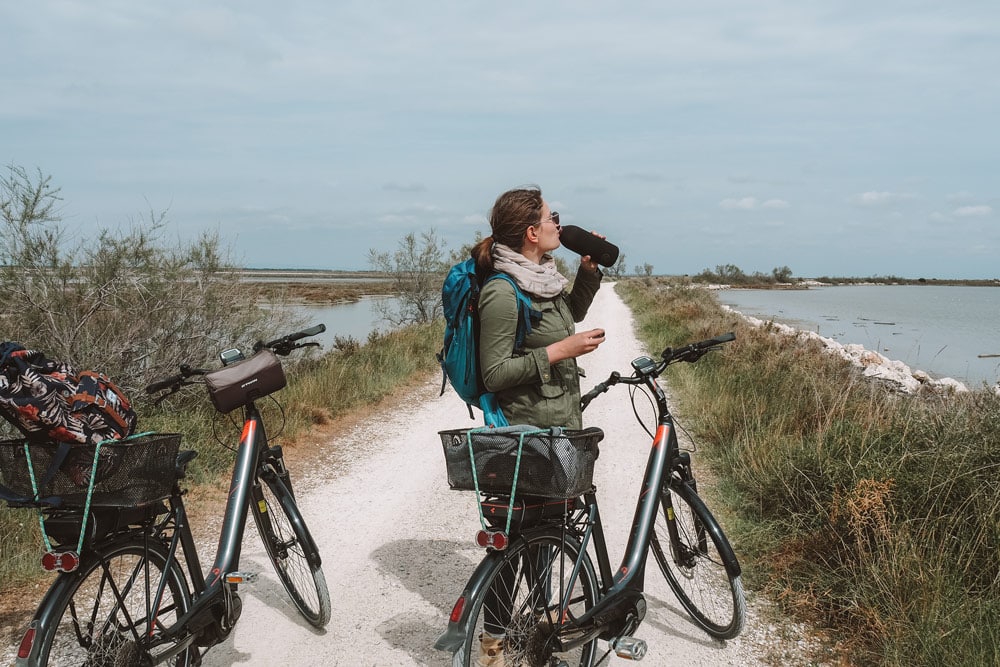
[475,530,509,551]
[18,626,36,659]
[449,596,466,623]
[41,550,80,573]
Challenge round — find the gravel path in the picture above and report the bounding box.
[199,284,816,666]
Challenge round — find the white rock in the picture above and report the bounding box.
[726,308,971,395]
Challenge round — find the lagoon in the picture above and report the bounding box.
[289,296,398,350]
[717,285,1000,387]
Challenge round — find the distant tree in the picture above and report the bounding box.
[771,265,793,283]
[634,263,653,277]
[605,253,627,278]
[368,229,448,326]
[715,264,747,283]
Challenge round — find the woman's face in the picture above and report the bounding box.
[533,200,562,253]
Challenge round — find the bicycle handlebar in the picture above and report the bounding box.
[144,323,326,396]
[580,331,735,411]
[254,323,326,356]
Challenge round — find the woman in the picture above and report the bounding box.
[469,186,605,665]
[471,186,606,430]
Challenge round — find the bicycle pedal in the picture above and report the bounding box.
[224,571,258,584]
[610,636,648,660]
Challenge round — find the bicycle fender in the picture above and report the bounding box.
[433,547,507,653]
[674,480,742,578]
[267,472,323,570]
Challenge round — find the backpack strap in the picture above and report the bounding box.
[72,371,131,431]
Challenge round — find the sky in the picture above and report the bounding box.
[2,1,998,279]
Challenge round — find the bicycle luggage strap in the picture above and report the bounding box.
[466,427,546,536]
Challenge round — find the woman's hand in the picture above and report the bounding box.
[579,230,607,273]
[546,328,606,364]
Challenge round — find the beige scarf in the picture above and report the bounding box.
[492,243,568,298]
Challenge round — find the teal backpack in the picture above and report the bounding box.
[438,258,540,426]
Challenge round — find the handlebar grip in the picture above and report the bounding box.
[299,323,326,338]
[264,323,326,349]
[580,382,610,410]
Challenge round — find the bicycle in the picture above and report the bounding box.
[436,332,746,666]
[6,324,332,666]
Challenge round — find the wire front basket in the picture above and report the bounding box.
[0,433,181,508]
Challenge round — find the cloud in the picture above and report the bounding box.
[953,205,992,217]
[720,197,758,210]
[851,191,916,207]
[947,190,976,203]
[719,197,789,211]
[623,172,663,183]
[382,182,427,193]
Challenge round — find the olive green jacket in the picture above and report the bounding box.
[478,266,602,429]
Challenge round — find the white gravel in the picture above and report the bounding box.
[198,284,825,666]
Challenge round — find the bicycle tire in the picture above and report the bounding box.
[456,531,600,667]
[35,536,194,666]
[251,471,331,628]
[650,477,746,639]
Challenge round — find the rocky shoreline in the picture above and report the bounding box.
[722,305,1000,397]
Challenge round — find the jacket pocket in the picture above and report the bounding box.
[538,381,566,399]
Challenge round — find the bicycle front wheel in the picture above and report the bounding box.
[251,472,332,628]
[457,531,600,667]
[37,537,194,666]
[650,478,746,639]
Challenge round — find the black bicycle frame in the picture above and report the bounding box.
[437,373,685,652]
[152,401,272,648]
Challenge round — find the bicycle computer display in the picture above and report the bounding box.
[631,356,656,374]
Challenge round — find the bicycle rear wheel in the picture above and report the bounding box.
[650,478,746,639]
[251,471,331,628]
[36,537,194,666]
[457,531,600,667]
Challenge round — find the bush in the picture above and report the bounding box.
[0,165,293,402]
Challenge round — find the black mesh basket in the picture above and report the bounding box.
[0,433,181,508]
[440,425,603,499]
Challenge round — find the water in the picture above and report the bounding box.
[717,285,1000,387]
[287,296,399,350]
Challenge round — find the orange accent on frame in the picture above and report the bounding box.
[240,420,256,446]
[652,424,669,449]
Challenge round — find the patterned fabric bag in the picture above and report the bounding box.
[0,342,137,445]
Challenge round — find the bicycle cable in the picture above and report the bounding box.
[211,394,287,451]
[628,383,657,440]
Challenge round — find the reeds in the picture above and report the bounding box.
[617,278,999,666]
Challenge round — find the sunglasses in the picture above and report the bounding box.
[545,211,560,227]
